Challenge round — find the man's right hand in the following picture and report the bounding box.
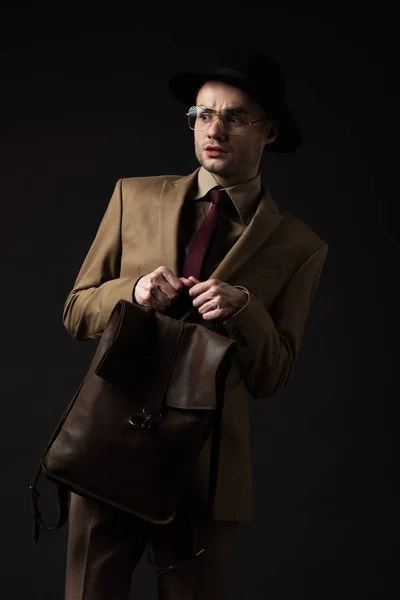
[133,266,195,312]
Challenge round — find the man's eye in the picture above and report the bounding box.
[228,115,245,124]
[199,111,212,121]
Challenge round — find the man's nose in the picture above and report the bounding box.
[207,115,226,138]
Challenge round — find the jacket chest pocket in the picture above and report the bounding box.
[243,265,280,278]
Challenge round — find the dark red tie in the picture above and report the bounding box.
[182,188,230,280]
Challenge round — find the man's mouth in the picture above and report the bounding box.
[204,146,228,157]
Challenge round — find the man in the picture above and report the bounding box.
[62,49,328,600]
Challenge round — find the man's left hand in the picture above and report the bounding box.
[187,277,248,321]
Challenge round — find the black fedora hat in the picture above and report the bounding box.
[168,49,301,153]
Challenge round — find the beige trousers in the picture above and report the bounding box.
[65,492,238,600]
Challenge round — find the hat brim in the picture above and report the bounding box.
[168,71,302,153]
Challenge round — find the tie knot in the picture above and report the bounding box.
[209,188,230,205]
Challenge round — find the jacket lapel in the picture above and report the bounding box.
[159,169,200,274]
[210,188,283,282]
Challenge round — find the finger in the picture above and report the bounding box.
[189,279,216,299]
[137,289,167,312]
[197,298,221,316]
[192,289,221,309]
[137,276,171,309]
[150,288,171,311]
[147,272,181,302]
[145,278,172,304]
[201,306,228,321]
[156,276,181,301]
[159,268,185,294]
[179,277,197,288]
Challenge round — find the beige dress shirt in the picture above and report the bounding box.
[177,166,262,279]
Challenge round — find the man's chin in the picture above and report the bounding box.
[198,155,231,175]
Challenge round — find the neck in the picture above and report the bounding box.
[211,172,259,188]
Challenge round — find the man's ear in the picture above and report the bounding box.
[265,121,280,145]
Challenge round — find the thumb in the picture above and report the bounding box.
[179,276,197,288]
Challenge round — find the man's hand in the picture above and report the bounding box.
[188,277,248,321]
[134,266,195,312]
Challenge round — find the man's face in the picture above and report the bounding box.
[193,81,277,187]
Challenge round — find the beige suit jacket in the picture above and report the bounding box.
[63,168,328,522]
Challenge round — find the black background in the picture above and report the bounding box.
[1,2,397,598]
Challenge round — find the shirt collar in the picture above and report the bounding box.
[192,166,262,226]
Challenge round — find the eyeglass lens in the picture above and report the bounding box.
[188,107,247,135]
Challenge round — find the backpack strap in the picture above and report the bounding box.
[29,379,85,543]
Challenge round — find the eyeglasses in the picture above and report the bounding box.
[186,106,270,136]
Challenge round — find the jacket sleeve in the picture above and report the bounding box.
[223,243,328,399]
[62,179,141,340]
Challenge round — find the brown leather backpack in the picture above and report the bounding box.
[30,299,235,543]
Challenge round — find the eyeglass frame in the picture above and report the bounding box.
[186,105,274,135]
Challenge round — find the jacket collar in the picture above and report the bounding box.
[193,166,262,226]
[159,167,283,281]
